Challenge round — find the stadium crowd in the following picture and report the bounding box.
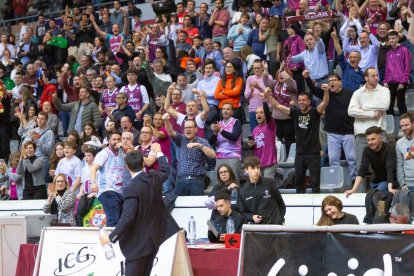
[0,0,413,233]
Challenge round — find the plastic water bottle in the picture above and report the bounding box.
[99,226,115,260]
[230,189,238,205]
[226,217,235,234]
[188,216,196,244]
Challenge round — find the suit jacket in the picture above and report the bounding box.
[109,156,179,260]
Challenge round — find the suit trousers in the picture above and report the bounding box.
[125,251,158,276]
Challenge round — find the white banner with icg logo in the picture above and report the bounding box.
[33,227,191,276]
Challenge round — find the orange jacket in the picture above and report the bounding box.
[214,75,243,109]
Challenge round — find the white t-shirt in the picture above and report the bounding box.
[177,113,205,129]
[55,156,82,187]
[81,162,93,194]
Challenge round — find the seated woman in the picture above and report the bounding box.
[317,195,359,226]
[43,173,76,226]
[208,165,243,242]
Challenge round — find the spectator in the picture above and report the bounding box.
[209,0,230,48]
[109,92,136,125]
[358,0,387,35]
[372,203,410,224]
[211,103,242,182]
[17,141,47,199]
[214,61,244,121]
[265,83,329,193]
[165,84,209,138]
[269,69,297,154]
[16,104,38,143]
[143,55,172,97]
[41,101,59,137]
[135,126,160,172]
[208,192,245,243]
[209,164,240,198]
[163,113,216,196]
[17,33,39,66]
[120,115,140,147]
[182,15,199,45]
[176,73,199,104]
[39,71,58,114]
[343,27,380,72]
[345,126,398,197]
[383,30,411,115]
[348,67,390,172]
[47,142,64,183]
[304,70,357,184]
[291,32,329,86]
[52,87,101,134]
[316,195,359,225]
[331,28,364,92]
[240,45,261,77]
[201,38,224,73]
[0,34,16,59]
[90,131,129,226]
[396,113,414,190]
[43,173,76,225]
[110,0,126,30]
[23,111,55,158]
[119,69,150,128]
[247,16,270,60]
[0,152,22,200]
[55,141,82,192]
[227,14,252,52]
[194,3,212,40]
[90,11,130,66]
[239,155,286,224]
[79,122,102,152]
[245,60,273,131]
[99,76,120,119]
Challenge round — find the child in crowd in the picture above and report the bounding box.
[0,152,22,200]
[54,141,82,192]
[80,147,97,198]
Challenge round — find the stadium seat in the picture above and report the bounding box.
[385,114,395,136]
[320,166,345,193]
[277,143,296,180]
[242,124,251,148]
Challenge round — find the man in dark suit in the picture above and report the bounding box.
[100,144,177,276]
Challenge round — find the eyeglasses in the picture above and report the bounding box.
[219,170,229,174]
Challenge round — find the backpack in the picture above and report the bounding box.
[363,190,394,224]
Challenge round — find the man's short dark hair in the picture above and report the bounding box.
[126,68,138,75]
[365,126,382,136]
[298,92,311,101]
[109,130,122,139]
[125,150,144,172]
[244,156,261,169]
[388,30,399,38]
[84,147,97,156]
[38,111,48,120]
[400,112,414,122]
[214,192,231,202]
[24,141,36,150]
[328,73,341,81]
[363,67,377,77]
[203,59,216,69]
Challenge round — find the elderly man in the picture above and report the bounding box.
[372,203,410,224]
[163,113,216,196]
[343,26,380,72]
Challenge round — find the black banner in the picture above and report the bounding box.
[241,232,414,275]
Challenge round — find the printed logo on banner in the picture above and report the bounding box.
[54,246,96,276]
[267,254,393,276]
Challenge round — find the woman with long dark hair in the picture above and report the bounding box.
[214,61,243,121]
[317,195,359,226]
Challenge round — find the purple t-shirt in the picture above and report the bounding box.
[252,119,277,168]
[101,88,120,110]
[155,127,171,164]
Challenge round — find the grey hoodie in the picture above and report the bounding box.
[396,135,414,186]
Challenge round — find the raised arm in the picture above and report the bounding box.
[90,14,108,38]
[162,113,177,138]
[263,87,290,115]
[316,83,330,114]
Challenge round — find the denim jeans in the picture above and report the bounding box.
[370,181,388,191]
[98,191,123,227]
[212,35,228,48]
[327,133,357,180]
[175,177,205,196]
[59,111,70,137]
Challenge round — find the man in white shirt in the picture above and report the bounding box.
[348,67,390,177]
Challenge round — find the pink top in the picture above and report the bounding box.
[245,74,273,112]
[252,119,277,168]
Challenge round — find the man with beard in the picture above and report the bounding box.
[264,82,329,193]
[345,126,397,197]
[396,113,414,190]
[90,131,129,226]
[120,116,140,147]
[99,76,120,119]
